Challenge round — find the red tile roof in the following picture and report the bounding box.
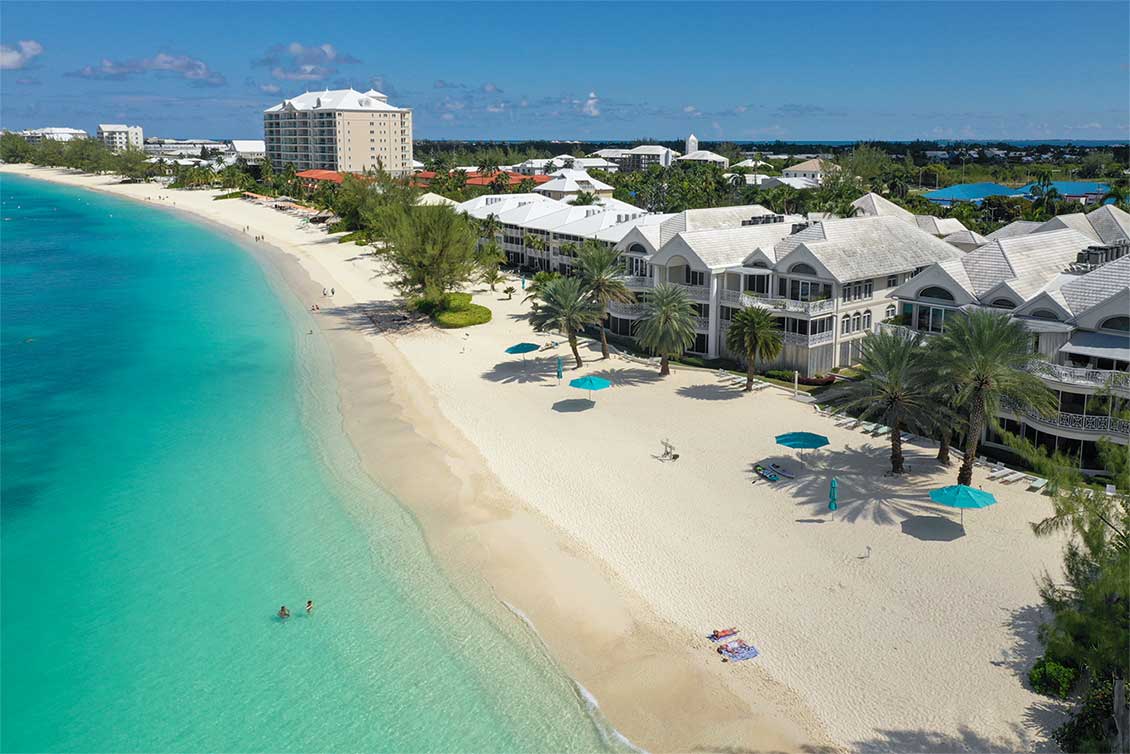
[296,169,345,184]
[415,170,551,188]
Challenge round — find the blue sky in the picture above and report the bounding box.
[2,1,1128,142]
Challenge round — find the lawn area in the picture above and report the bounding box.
[433,292,491,328]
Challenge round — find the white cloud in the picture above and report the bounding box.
[256,42,360,81]
[259,83,281,94]
[68,52,226,86]
[582,91,600,117]
[0,40,44,70]
[441,113,455,121]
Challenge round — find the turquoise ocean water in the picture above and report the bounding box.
[0,175,619,753]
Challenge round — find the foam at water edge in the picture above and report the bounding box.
[500,600,648,754]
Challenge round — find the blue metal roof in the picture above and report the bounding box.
[923,182,1021,202]
[1016,181,1110,196]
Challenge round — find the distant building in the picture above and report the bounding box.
[1015,181,1111,205]
[677,150,730,169]
[143,138,228,156]
[263,88,413,176]
[761,176,821,191]
[533,169,615,202]
[590,145,679,172]
[229,139,266,163]
[18,127,87,143]
[97,124,144,152]
[685,133,699,155]
[782,158,837,184]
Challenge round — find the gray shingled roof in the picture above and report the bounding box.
[657,205,779,246]
[1035,206,1130,245]
[850,192,914,222]
[959,228,1094,297]
[779,215,964,282]
[1059,255,1130,315]
[985,220,1042,241]
[673,223,799,270]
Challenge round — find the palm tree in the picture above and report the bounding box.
[478,213,500,242]
[827,330,941,474]
[932,310,1058,486]
[528,277,603,368]
[574,241,634,359]
[477,157,500,176]
[490,171,512,195]
[569,191,598,206]
[636,283,696,376]
[522,270,560,308]
[724,307,783,391]
[1101,185,1129,210]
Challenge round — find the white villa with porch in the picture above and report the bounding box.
[886,211,1130,473]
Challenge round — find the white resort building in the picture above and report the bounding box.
[97,124,144,152]
[533,169,616,202]
[677,150,731,169]
[886,205,1130,473]
[263,88,413,176]
[17,127,87,143]
[782,158,837,184]
[590,145,679,172]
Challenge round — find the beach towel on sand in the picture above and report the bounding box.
[718,640,760,662]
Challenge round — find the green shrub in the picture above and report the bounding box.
[435,303,491,328]
[1029,656,1078,698]
[764,369,835,386]
[1053,680,1116,753]
[337,229,370,245]
[213,190,244,200]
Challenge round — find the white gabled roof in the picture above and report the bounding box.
[957,228,1095,298]
[264,88,406,113]
[850,192,914,222]
[984,220,1042,241]
[657,205,784,246]
[763,176,820,190]
[732,158,771,169]
[522,204,612,233]
[494,199,570,226]
[591,148,630,159]
[943,230,988,247]
[657,223,799,270]
[784,158,835,173]
[677,149,730,165]
[231,139,265,153]
[915,215,968,236]
[776,215,965,283]
[552,208,650,239]
[1058,255,1130,316]
[629,145,679,156]
[415,192,459,208]
[98,123,133,131]
[594,213,673,245]
[533,169,614,195]
[457,193,556,219]
[1035,205,1130,246]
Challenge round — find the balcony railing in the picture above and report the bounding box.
[692,316,711,331]
[783,330,835,347]
[608,301,647,317]
[622,275,654,289]
[1002,398,1130,436]
[674,283,711,302]
[740,293,836,315]
[1026,361,1130,392]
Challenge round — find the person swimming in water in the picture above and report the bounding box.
[278,605,290,619]
[305,600,313,615]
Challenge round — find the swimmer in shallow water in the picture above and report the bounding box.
[278,605,290,619]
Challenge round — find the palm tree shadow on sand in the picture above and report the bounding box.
[759,442,955,526]
[481,357,556,385]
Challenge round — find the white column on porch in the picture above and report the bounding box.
[707,272,722,359]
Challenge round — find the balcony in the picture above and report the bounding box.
[1001,398,1130,437]
[1026,360,1130,394]
[782,330,835,347]
[692,316,711,331]
[673,283,711,302]
[608,301,647,318]
[622,275,654,289]
[740,293,836,315]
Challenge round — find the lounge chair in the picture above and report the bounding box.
[1028,477,1049,493]
[834,416,855,427]
[1106,484,1118,497]
[752,380,770,391]
[899,431,913,442]
[987,467,1013,480]
[873,425,892,437]
[859,422,880,434]
[1000,471,1027,484]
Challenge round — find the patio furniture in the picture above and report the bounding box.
[987,467,1013,480]
[1027,477,1049,493]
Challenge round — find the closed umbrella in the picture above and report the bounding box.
[569,375,612,403]
[829,477,839,511]
[556,356,563,382]
[929,484,996,528]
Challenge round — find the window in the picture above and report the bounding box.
[685,268,706,287]
[887,275,899,289]
[842,315,851,335]
[919,285,955,302]
[1100,316,1129,332]
[863,310,872,330]
[885,304,897,319]
[1031,309,1059,321]
[990,298,1015,309]
[789,263,817,276]
[852,312,862,332]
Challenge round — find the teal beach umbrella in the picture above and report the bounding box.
[556,356,563,381]
[505,342,539,364]
[775,432,830,450]
[829,477,838,511]
[929,484,996,528]
[568,375,611,402]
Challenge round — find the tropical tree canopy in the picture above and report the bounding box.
[636,283,697,376]
[574,241,634,358]
[528,276,603,367]
[380,205,479,309]
[724,306,782,391]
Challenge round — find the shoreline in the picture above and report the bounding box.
[2,165,1072,752]
[1,166,827,752]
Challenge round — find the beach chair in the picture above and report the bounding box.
[859,422,880,434]
[987,467,1013,480]
[873,425,892,438]
[1106,484,1118,497]
[752,380,770,391]
[899,432,913,442]
[833,416,855,427]
[1000,471,1027,484]
[1027,477,1049,493]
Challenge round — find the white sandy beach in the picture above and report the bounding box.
[2,165,1073,752]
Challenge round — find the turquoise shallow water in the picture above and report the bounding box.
[0,175,616,753]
